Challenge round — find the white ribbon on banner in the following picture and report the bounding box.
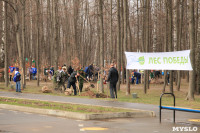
[125,50,193,70]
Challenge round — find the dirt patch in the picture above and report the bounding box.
[96,93,109,98]
[0,88,4,90]
[8,89,15,91]
[81,90,96,98]
[80,90,108,98]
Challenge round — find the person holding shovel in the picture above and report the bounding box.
[78,68,85,92]
[66,71,80,95]
[107,63,119,99]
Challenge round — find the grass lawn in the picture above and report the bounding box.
[0,78,199,109]
[0,97,134,114]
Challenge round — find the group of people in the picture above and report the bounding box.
[52,63,119,99]
[53,65,85,96]
[130,70,169,84]
[9,62,170,99]
[29,66,37,80]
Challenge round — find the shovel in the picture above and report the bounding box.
[79,75,95,88]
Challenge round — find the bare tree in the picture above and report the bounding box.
[14,0,24,89]
[36,0,40,86]
[186,0,195,100]
[163,0,168,93]
[3,1,8,86]
[117,0,121,91]
[168,0,173,93]
[123,0,130,95]
[21,0,26,88]
[99,0,104,93]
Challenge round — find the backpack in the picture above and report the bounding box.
[32,68,37,74]
[13,72,21,82]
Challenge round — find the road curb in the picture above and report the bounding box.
[0,104,155,120]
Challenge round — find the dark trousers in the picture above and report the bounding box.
[136,76,140,84]
[10,75,12,81]
[67,80,77,95]
[110,82,117,99]
[79,83,83,92]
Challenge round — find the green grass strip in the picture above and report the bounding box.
[0,97,133,114]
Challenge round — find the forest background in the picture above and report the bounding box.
[0,0,199,101]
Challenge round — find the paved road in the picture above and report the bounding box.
[0,91,200,133]
[0,109,199,133]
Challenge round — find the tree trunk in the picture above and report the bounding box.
[29,0,33,75]
[52,0,58,71]
[121,0,124,84]
[137,0,140,52]
[195,0,199,94]
[14,0,23,89]
[3,1,8,87]
[144,0,150,94]
[110,0,113,61]
[168,0,173,93]
[186,0,195,100]
[123,0,130,95]
[117,0,121,91]
[22,0,26,88]
[197,24,200,94]
[36,0,40,86]
[163,0,169,92]
[99,0,104,93]
[176,0,181,91]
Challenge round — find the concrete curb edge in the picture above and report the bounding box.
[0,104,155,120]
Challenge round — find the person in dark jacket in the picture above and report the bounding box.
[88,64,94,81]
[134,71,141,84]
[66,71,79,95]
[107,63,119,99]
[67,66,74,76]
[154,70,161,79]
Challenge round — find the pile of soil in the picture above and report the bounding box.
[81,90,96,98]
[96,93,108,98]
[80,90,108,98]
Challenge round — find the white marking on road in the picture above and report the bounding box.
[78,124,84,127]
[80,129,85,131]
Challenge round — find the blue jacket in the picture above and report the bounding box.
[32,68,37,74]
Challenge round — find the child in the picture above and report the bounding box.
[13,67,21,93]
